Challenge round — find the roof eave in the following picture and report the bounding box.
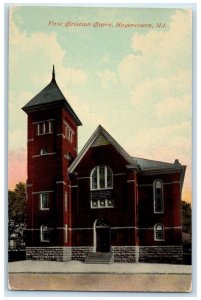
[22,100,82,126]
[139,165,186,173]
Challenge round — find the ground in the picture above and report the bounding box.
[8,260,192,292]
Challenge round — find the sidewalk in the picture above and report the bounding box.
[8,260,192,274]
[8,261,192,291]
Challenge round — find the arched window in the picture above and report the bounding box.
[154,224,164,241]
[153,180,164,213]
[90,165,113,190]
[40,225,49,242]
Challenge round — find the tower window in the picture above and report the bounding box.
[40,148,48,155]
[40,225,49,242]
[154,224,164,241]
[38,123,45,135]
[37,120,53,135]
[64,122,74,143]
[153,180,164,213]
[48,121,53,133]
[40,193,49,210]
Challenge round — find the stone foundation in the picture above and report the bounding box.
[72,247,93,261]
[111,246,137,262]
[26,247,72,261]
[26,245,183,263]
[139,246,183,263]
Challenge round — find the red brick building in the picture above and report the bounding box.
[22,67,186,263]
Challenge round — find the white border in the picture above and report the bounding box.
[2,1,198,299]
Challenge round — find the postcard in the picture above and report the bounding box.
[8,5,192,292]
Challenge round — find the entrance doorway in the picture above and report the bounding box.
[94,219,110,252]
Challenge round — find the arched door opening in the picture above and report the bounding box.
[94,218,111,252]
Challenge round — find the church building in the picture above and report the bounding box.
[22,67,186,263]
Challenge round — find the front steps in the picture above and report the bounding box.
[84,252,114,264]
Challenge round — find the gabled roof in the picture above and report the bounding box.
[69,125,139,172]
[22,66,82,126]
[69,125,186,184]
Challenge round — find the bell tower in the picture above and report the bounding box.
[22,66,82,261]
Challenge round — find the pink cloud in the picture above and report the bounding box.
[8,148,27,190]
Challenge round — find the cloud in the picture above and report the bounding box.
[117,10,192,203]
[97,70,118,88]
[118,54,145,86]
[64,69,86,85]
[118,10,191,86]
[155,95,191,121]
[126,122,190,156]
[132,11,191,72]
[9,8,87,153]
[9,8,87,94]
[101,54,111,64]
[124,122,191,199]
[8,91,32,151]
[131,70,191,106]
[61,87,111,133]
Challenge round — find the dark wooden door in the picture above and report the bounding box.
[96,227,110,252]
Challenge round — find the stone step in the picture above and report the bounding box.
[84,252,114,264]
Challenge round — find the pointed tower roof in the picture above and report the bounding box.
[22,66,82,125]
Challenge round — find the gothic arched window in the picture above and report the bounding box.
[90,165,113,190]
[153,180,164,213]
[90,165,113,209]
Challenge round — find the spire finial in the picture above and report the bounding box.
[52,65,55,82]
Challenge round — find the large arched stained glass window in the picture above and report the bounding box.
[90,165,113,209]
[91,165,113,190]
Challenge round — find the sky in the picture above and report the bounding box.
[8,6,192,203]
